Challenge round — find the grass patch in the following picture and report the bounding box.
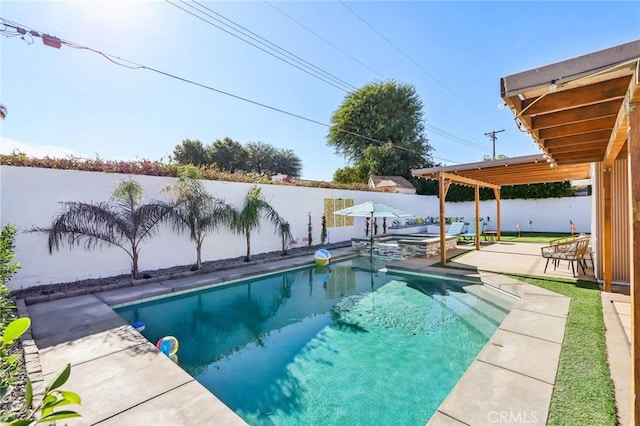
[515,275,616,425]
[496,232,576,244]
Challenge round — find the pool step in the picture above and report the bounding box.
[461,284,518,312]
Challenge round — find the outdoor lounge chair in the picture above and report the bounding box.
[446,222,465,236]
[460,221,485,241]
[541,236,590,277]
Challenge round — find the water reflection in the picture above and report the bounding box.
[116,261,387,377]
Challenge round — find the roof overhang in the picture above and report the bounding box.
[412,154,591,187]
[501,40,640,167]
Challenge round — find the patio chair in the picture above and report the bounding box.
[446,221,465,236]
[460,221,485,241]
[541,236,590,277]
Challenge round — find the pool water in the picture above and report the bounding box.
[116,258,516,425]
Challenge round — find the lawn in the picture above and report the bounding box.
[514,275,616,425]
[494,232,578,244]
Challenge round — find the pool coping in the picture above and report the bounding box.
[387,265,569,426]
[17,251,568,425]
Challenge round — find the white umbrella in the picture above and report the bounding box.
[335,201,413,262]
[333,201,413,218]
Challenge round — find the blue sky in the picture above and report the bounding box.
[1,1,638,181]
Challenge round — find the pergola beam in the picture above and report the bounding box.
[605,67,639,168]
[543,130,611,148]
[520,76,631,115]
[439,172,500,190]
[531,99,621,130]
[538,116,617,139]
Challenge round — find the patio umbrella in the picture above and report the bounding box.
[333,200,413,219]
[334,201,413,262]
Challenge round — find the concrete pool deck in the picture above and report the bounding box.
[15,242,625,425]
[387,263,570,425]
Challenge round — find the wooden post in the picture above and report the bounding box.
[475,184,480,250]
[439,172,447,264]
[493,187,501,241]
[629,100,640,424]
[603,168,613,292]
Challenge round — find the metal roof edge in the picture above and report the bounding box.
[501,39,640,97]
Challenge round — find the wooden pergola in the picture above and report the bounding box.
[415,39,640,422]
[499,39,640,422]
[412,154,590,264]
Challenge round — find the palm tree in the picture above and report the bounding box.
[163,177,233,270]
[276,221,293,256]
[229,187,282,262]
[31,179,172,279]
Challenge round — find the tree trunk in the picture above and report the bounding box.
[131,249,139,279]
[196,240,202,270]
[244,231,251,262]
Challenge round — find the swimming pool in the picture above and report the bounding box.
[116,258,516,425]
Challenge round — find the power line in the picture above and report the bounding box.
[339,1,489,119]
[263,1,461,122]
[425,124,486,151]
[263,0,386,80]
[165,0,357,93]
[190,0,358,91]
[169,2,485,155]
[1,18,457,165]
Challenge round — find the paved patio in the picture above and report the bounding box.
[448,241,595,280]
[15,240,629,425]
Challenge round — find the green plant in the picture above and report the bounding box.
[275,221,293,256]
[163,176,233,270]
[229,187,282,262]
[30,178,173,279]
[320,216,327,245]
[307,213,312,247]
[0,152,373,192]
[0,224,20,330]
[1,318,81,425]
[1,224,20,287]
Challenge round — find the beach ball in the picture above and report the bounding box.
[314,249,331,266]
[156,336,179,357]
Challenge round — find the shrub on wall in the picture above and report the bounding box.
[424,181,577,201]
[0,153,371,192]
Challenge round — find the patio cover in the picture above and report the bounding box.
[500,39,640,422]
[412,154,590,186]
[501,39,640,168]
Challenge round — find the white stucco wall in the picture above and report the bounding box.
[442,197,591,234]
[0,167,432,289]
[0,166,591,289]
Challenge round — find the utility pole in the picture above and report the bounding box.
[485,129,505,160]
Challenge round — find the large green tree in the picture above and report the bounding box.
[246,142,278,176]
[172,138,303,178]
[32,179,172,279]
[328,80,432,181]
[172,139,209,166]
[273,148,302,178]
[208,137,249,173]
